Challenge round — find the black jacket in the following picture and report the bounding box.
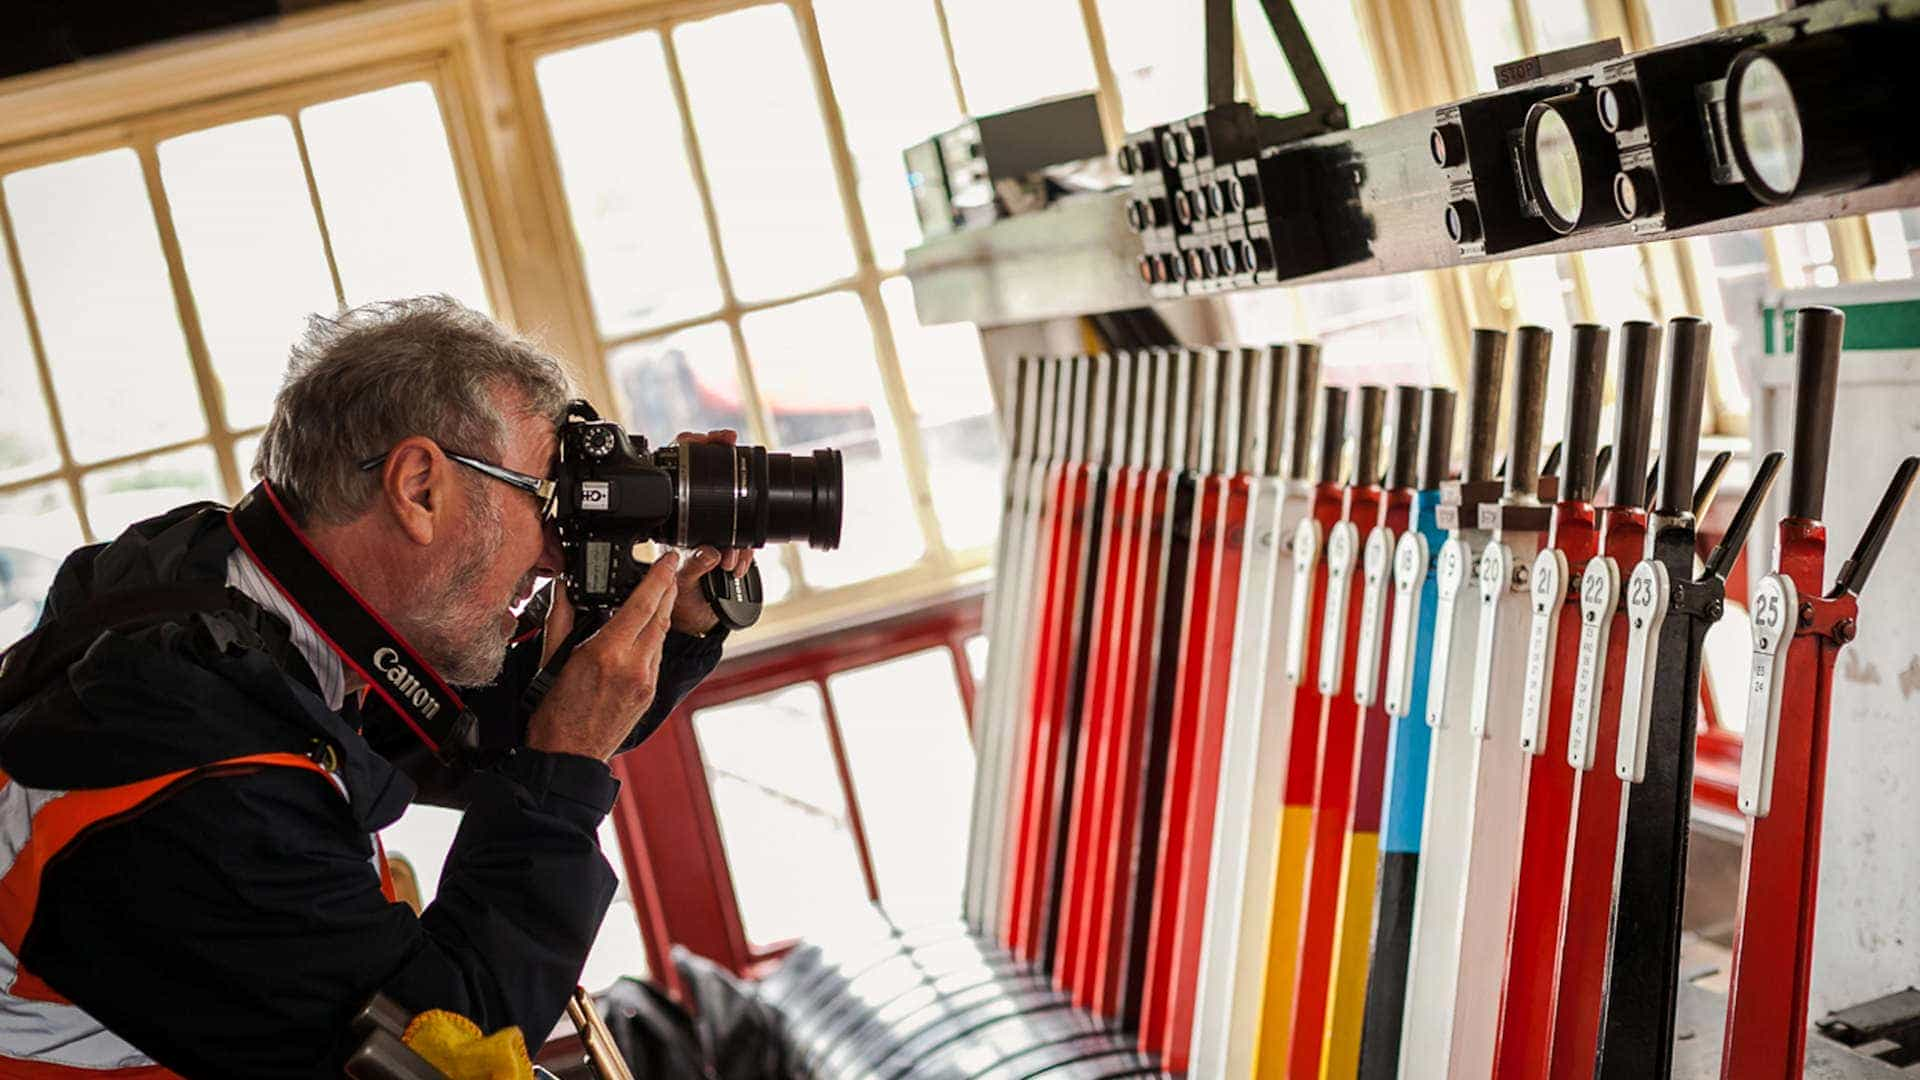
[0,504,723,1076]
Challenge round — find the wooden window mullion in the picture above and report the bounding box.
[136,142,240,501]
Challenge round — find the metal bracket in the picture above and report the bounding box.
[1205,0,1349,137]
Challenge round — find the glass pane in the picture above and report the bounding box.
[1733,0,1781,19]
[536,32,722,334]
[300,82,489,311]
[1645,0,1719,44]
[828,648,976,921]
[965,634,988,689]
[741,293,924,587]
[676,7,854,301]
[1456,0,1526,92]
[694,684,872,944]
[0,483,82,647]
[160,116,338,431]
[1097,0,1205,131]
[1223,287,1304,344]
[232,432,263,489]
[942,0,1099,116]
[880,278,1000,551]
[1301,275,1434,386]
[609,322,751,444]
[1240,0,1388,125]
[1501,256,1577,450]
[4,148,204,462]
[1527,0,1596,51]
[814,0,964,268]
[1579,247,1655,326]
[1866,210,1914,281]
[81,445,220,541]
[0,234,58,482]
[372,803,650,987]
[606,322,791,603]
[581,817,652,989]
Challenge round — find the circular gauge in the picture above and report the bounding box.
[1728,52,1804,202]
[1532,107,1583,224]
[1523,91,1624,235]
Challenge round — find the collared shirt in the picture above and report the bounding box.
[226,547,357,711]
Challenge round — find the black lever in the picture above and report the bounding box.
[1787,306,1844,520]
[1464,328,1507,484]
[1703,451,1785,583]
[1644,456,1660,511]
[1830,457,1920,599]
[1388,384,1425,491]
[1540,441,1565,482]
[1612,320,1661,510]
[1656,318,1711,516]
[1355,385,1388,488]
[1693,451,1734,521]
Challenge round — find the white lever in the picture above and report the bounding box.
[1353,526,1395,706]
[1738,572,1799,818]
[1518,548,1569,754]
[1426,537,1474,729]
[1615,559,1670,783]
[1318,522,1360,695]
[1567,556,1620,771]
[1383,530,1429,718]
[1286,518,1324,686]
[1469,541,1516,739]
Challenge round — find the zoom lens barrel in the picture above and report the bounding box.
[659,442,843,552]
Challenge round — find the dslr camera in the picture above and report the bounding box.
[550,400,843,620]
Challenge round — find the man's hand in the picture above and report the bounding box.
[527,552,679,762]
[669,429,757,635]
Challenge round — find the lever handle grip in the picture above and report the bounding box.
[1507,325,1552,499]
[1355,385,1388,487]
[1693,450,1733,520]
[1658,318,1712,514]
[1421,387,1458,490]
[1831,456,1920,598]
[1612,320,1661,508]
[1705,451,1784,582]
[1317,385,1350,486]
[1288,342,1324,481]
[1389,384,1425,490]
[1563,322,1610,502]
[1788,305,1844,520]
[1465,328,1508,483]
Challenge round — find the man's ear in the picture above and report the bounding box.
[379,436,446,547]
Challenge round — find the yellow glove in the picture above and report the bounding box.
[401,1009,534,1080]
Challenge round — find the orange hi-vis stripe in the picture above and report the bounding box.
[0,751,336,1077]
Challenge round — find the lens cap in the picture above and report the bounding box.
[700,562,764,631]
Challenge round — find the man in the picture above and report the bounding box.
[0,298,744,1076]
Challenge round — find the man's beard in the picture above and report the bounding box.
[399,495,515,686]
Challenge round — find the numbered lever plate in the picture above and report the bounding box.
[1738,573,1799,818]
[1286,518,1324,686]
[1567,556,1620,771]
[1383,531,1429,717]
[1518,548,1570,754]
[1615,560,1671,783]
[1353,526,1396,707]
[1426,537,1474,729]
[1318,522,1360,694]
[1469,542,1517,739]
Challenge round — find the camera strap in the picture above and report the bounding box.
[228,482,481,763]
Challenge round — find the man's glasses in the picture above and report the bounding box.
[358,444,557,518]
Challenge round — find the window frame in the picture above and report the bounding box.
[0,55,504,542]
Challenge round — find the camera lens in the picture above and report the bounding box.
[657,442,843,551]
